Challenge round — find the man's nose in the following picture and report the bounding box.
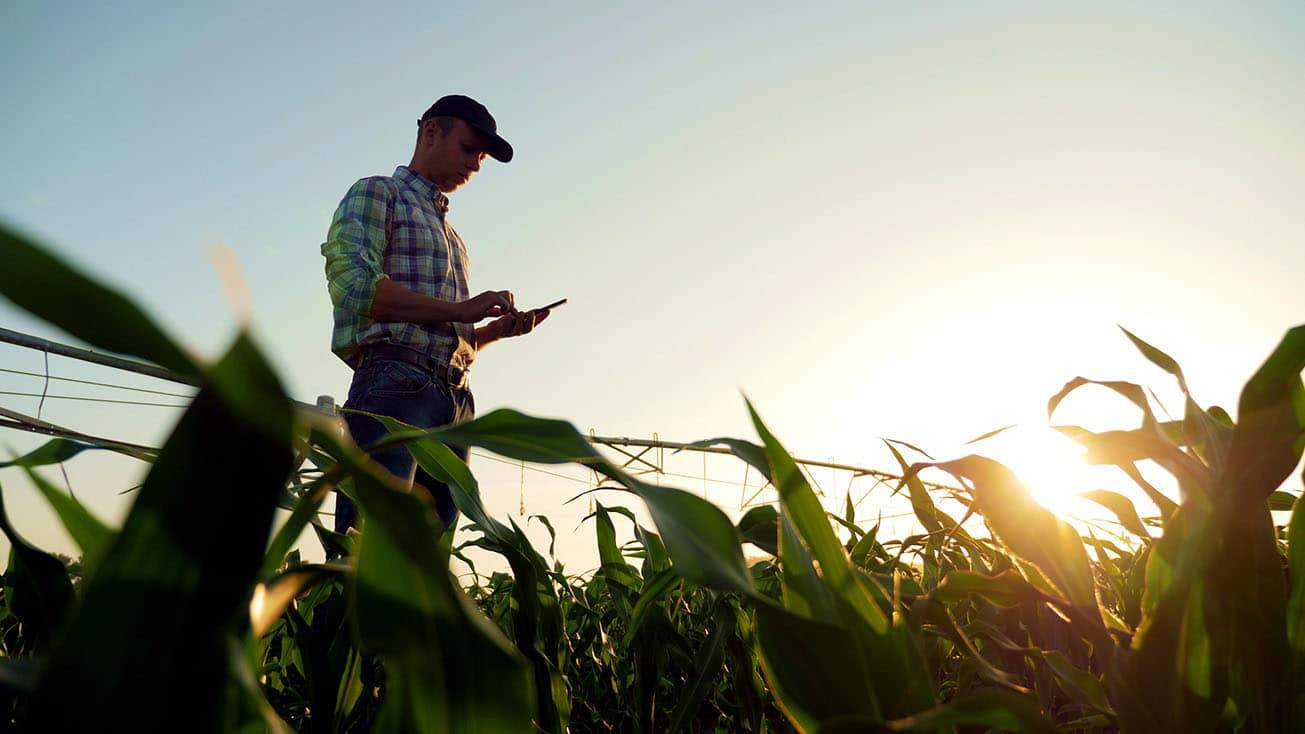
[469,156,481,173]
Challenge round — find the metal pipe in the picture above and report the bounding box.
[0,406,158,459]
[0,326,327,413]
[587,435,961,493]
[0,326,201,386]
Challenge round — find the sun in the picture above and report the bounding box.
[976,424,1108,520]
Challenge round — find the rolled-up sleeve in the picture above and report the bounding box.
[321,178,392,316]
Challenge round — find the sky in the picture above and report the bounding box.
[2,1,1303,572]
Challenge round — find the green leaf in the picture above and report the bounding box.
[1053,424,1209,498]
[1114,573,1221,732]
[419,410,758,598]
[749,400,939,722]
[312,518,354,558]
[630,480,757,596]
[725,614,766,734]
[885,441,942,533]
[884,688,1057,734]
[409,408,600,465]
[1270,490,1299,512]
[930,570,1050,608]
[754,602,882,730]
[346,448,536,734]
[1288,495,1305,660]
[737,504,779,556]
[910,597,1026,692]
[1040,649,1113,715]
[849,522,884,567]
[260,477,332,578]
[528,514,558,558]
[0,438,149,468]
[1079,489,1152,540]
[593,502,641,594]
[666,599,734,732]
[1118,327,1234,474]
[28,333,294,733]
[281,589,357,734]
[1221,326,1305,503]
[1120,326,1190,391]
[747,400,887,632]
[353,413,571,731]
[0,483,74,653]
[909,456,1104,627]
[249,562,349,637]
[1048,377,1160,428]
[621,567,681,648]
[778,509,837,619]
[684,437,771,482]
[632,521,670,576]
[20,465,115,577]
[225,636,292,734]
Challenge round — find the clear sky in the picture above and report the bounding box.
[2,1,1303,571]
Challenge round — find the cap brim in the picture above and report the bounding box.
[469,123,513,163]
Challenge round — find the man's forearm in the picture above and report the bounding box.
[370,277,462,324]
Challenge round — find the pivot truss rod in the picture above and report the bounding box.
[587,435,963,495]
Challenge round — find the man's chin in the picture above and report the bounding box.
[438,179,469,194]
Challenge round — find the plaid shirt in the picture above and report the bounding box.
[321,166,475,370]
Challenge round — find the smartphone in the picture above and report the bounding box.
[537,298,568,311]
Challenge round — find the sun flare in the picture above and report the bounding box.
[978,425,1108,520]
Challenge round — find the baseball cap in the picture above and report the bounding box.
[418,94,514,163]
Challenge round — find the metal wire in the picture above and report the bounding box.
[0,391,188,408]
[0,366,195,398]
[469,449,593,485]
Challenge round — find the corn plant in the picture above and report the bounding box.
[0,219,1302,733]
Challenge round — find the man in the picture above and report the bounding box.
[321,94,547,536]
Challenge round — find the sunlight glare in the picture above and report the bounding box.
[980,425,1104,519]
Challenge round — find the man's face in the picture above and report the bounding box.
[422,119,488,193]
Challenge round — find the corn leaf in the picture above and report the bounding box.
[0,484,74,654]
[345,444,535,733]
[883,688,1056,734]
[28,334,292,733]
[1079,489,1151,540]
[19,466,115,579]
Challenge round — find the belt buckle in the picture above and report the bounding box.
[447,363,467,389]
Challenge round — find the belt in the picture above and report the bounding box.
[355,344,469,389]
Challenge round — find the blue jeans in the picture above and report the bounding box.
[334,355,474,535]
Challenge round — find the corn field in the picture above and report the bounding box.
[0,221,1303,733]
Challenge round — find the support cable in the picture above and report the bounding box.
[0,366,194,398]
[0,391,187,408]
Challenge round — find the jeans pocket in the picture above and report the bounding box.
[369,359,432,397]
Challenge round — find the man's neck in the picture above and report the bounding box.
[407,158,431,179]
[406,160,446,192]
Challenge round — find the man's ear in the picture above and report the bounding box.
[418,120,438,149]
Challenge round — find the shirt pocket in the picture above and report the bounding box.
[388,220,442,287]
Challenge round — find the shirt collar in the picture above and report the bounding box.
[394,165,450,214]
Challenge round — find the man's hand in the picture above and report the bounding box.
[457,290,515,322]
[475,308,549,350]
[497,308,549,338]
